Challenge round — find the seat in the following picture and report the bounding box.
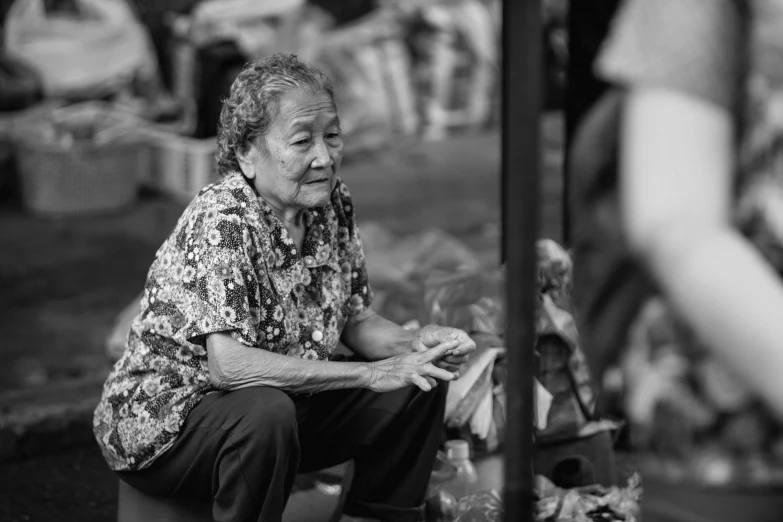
[117,479,212,522]
[117,463,354,522]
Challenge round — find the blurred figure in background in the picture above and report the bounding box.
[386,0,498,139]
[415,0,498,139]
[572,0,783,520]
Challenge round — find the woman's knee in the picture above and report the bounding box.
[431,380,450,404]
[409,381,449,418]
[222,387,298,439]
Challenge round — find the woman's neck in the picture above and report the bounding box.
[264,198,306,229]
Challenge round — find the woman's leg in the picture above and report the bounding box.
[116,387,301,522]
[295,382,449,522]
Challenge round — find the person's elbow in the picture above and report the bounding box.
[619,86,735,272]
[623,206,674,262]
[206,336,230,389]
[623,206,728,276]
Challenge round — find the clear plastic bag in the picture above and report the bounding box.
[534,473,642,522]
[453,490,504,522]
[4,0,157,98]
[417,265,504,335]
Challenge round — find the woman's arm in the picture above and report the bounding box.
[340,307,416,361]
[207,332,371,393]
[621,87,783,419]
[207,330,459,394]
[340,307,476,367]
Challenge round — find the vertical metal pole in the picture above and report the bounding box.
[563,0,574,247]
[502,0,540,521]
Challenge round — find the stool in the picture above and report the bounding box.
[535,430,618,488]
[117,463,354,522]
[118,479,212,522]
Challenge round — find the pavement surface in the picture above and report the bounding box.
[0,118,563,521]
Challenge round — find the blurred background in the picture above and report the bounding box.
[0,0,584,520]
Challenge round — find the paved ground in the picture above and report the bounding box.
[0,117,563,521]
[0,444,504,522]
[0,442,344,522]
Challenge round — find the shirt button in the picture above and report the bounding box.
[311,330,323,342]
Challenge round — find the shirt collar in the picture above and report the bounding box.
[224,172,341,296]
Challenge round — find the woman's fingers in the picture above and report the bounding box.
[423,327,476,356]
[411,374,433,392]
[423,363,457,382]
[411,339,429,353]
[450,336,477,357]
[421,339,459,362]
[435,361,462,373]
[442,353,470,365]
[425,376,438,389]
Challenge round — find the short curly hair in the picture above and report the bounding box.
[216,53,335,174]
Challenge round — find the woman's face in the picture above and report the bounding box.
[238,88,343,214]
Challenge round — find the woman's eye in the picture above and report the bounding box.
[327,133,341,140]
[294,138,311,146]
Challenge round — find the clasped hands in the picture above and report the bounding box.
[366,325,476,393]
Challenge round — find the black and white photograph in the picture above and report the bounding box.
[1,1,778,521]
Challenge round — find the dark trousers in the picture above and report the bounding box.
[116,382,448,522]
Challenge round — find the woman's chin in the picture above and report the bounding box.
[301,185,333,208]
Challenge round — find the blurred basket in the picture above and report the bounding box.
[144,129,220,204]
[15,137,145,216]
[12,101,147,216]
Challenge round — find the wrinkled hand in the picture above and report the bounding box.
[413,325,476,373]
[367,339,460,393]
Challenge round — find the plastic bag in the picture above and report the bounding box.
[418,265,504,335]
[188,1,330,61]
[361,222,482,288]
[534,240,604,442]
[445,346,502,422]
[417,239,574,337]
[4,0,158,98]
[534,473,642,522]
[0,51,42,112]
[453,490,504,522]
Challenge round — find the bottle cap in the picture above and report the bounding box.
[445,439,470,460]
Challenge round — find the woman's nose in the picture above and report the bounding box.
[311,138,333,169]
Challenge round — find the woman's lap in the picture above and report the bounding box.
[116,383,446,494]
[115,387,298,499]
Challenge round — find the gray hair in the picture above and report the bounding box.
[216,53,335,174]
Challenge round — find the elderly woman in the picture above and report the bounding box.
[93,54,475,522]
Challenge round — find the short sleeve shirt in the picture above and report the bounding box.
[595,0,783,486]
[93,172,373,471]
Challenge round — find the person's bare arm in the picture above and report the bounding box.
[340,307,417,361]
[621,87,783,419]
[207,331,458,394]
[340,307,475,370]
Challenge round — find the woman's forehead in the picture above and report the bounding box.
[277,89,337,127]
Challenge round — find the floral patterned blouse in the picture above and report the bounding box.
[93,172,373,471]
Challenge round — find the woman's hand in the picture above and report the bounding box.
[412,325,476,372]
[367,339,461,393]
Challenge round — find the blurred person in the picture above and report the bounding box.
[571,0,783,520]
[93,53,475,522]
[388,0,498,139]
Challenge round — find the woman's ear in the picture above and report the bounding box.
[235,144,257,179]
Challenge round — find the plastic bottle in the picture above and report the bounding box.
[439,440,480,501]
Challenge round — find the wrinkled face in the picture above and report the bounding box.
[239,88,343,212]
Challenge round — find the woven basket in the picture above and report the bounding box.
[144,130,219,204]
[15,138,144,216]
